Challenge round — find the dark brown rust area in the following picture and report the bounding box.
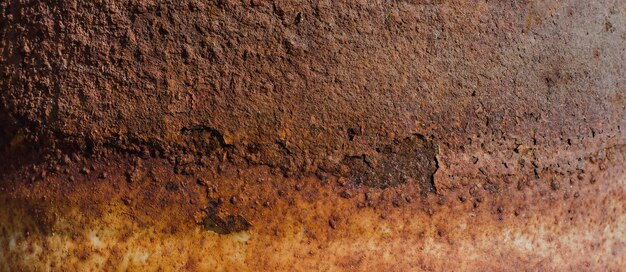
[201,214,251,235]
[2,0,623,180]
[344,134,437,192]
[180,126,232,151]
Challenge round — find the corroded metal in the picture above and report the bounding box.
[0,0,624,270]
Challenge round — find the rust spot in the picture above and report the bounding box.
[180,126,231,151]
[201,214,251,235]
[343,134,437,193]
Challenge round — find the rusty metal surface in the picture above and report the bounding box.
[0,0,625,271]
[0,143,624,271]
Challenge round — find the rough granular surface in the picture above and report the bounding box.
[0,0,624,271]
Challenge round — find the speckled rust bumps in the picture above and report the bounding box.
[0,0,624,271]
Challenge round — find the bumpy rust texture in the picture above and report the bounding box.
[0,142,624,271]
[2,0,625,181]
[0,0,625,271]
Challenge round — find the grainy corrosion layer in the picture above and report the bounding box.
[0,0,625,271]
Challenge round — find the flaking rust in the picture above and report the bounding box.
[343,134,438,193]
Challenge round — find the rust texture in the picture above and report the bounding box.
[0,0,625,271]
